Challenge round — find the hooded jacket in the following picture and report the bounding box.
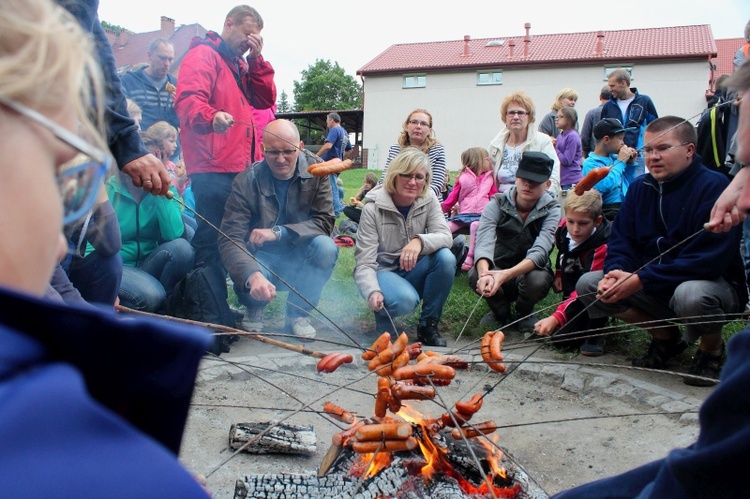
[120,67,180,131]
[606,154,746,303]
[555,216,610,297]
[0,287,210,497]
[441,168,497,215]
[353,185,452,300]
[601,88,658,151]
[175,32,276,175]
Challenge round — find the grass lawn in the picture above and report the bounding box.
[242,166,750,359]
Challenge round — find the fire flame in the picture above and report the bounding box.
[351,404,517,497]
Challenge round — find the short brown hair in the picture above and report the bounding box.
[500,91,536,124]
[564,190,602,219]
[646,116,697,146]
[226,5,263,28]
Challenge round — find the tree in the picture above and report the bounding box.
[277,90,291,113]
[293,59,361,112]
[100,20,126,35]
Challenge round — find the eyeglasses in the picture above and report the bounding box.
[407,119,431,127]
[398,173,427,182]
[0,95,110,225]
[506,110,528,117]
[643,142,690,156]
[263,148,298,158]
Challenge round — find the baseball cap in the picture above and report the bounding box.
[593,118,637,140]
[516,151,553,183]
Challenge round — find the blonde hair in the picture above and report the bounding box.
[460,147,489,177]
[142,121,177,152]
[0,0,106,151]
[397,109,438,152]
[500,91,537,124]
[564,190,602,219]
[551,88,578,111]
[383,148,431,199]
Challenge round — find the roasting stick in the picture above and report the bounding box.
[114,305,326,358]
[453,293,485,345]
[162,191,365,351]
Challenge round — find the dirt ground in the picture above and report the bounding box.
[179,324,711,498]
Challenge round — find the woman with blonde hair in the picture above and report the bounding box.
[538,87,579,139]
[354,148,454,346]
[489,91,561,195]
[379,109,447,198]
[0,0,209,495]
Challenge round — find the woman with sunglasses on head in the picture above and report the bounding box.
[0,0,211,496]
[379,109,447,198]
[489,91,562,196]
[354,148,455,346]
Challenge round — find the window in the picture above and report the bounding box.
[477,71,503,85]
[604,67,633,81]
[403,74,426,89]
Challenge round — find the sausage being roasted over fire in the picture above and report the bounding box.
[354,423,412,442]
[323,402,355,424]
[393,364,456,381]
[450,421,498,440]
[352,437,418,454]
[317,353,353,373]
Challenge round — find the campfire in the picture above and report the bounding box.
[233,331,547,498]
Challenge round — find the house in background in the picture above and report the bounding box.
[714,37,745,76]
[104,16,207,77]
[358,23,719,170]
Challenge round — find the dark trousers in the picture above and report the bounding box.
[190,172,237,268]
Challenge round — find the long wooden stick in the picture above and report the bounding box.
[114,305,326,358]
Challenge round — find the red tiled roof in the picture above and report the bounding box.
[111,23,208,75]
[359,25,717,74]
[714,38,745,75]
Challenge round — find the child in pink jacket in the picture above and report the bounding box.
[441,147,498,271]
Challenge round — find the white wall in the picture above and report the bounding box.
[362,60,710,171]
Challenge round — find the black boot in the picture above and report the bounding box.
[417,318,447,347]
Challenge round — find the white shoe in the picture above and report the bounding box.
[241,307,264,332]
[290,317,316,339]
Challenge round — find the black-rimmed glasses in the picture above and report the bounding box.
[0,95,110,224]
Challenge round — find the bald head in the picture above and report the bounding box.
[264,119,300,144]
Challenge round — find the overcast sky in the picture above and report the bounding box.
[99,0,747,102]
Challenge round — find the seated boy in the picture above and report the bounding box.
[582,118,638,221]
[469,151,561,332]
[343,172,377,225]
[534,190,610,355]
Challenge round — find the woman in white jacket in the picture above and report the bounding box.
[354,149,455,346]
[489,91,561,196]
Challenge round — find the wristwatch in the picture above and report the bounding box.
[271,225,282,241]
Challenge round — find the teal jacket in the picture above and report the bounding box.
[101,176,184,267]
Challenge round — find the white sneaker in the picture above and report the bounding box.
[241,307,264,332]
[290,317,316,339]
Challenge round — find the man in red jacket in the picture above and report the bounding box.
[175,5,276,269]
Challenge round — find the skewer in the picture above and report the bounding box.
[114,305,327,358]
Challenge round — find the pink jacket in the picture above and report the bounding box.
[175,32,276,175]
[441,169,497,214]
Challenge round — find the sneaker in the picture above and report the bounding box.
[289,316,316,340]
[632,337,688,369]
[580,336,605,357]
[417,319,447,347]
[683,345,725,387]
[241,306,264,332]
[515,314,540,334]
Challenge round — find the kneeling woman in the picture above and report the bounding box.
[354,148,455,346]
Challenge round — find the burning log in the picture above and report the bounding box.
[228,421,316,456]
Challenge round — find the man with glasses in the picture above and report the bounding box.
[175,4,276,269]
[576,116,746,386]
[219,120,338,339]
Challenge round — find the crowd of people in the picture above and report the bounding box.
[4,0,750,495]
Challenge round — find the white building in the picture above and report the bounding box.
[358,23,718,170]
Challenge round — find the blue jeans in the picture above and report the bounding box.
[67,251,123,305]
[119,238,195,312]
[374,248,455,334]
[235,235,338,320]
[330,174,343,218]
[190,172,236,267]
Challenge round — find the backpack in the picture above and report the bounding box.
[696,98,733,179]
[166,263,237,354]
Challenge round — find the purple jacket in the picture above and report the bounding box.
[554,129,583,186]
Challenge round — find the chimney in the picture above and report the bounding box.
[463,35,470,57]
[160,16,175,38]
[102,26,116,46]
[508,39,515,58]
[523,22,531,58]
[116,29,130,47]
[595,31,604,55]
